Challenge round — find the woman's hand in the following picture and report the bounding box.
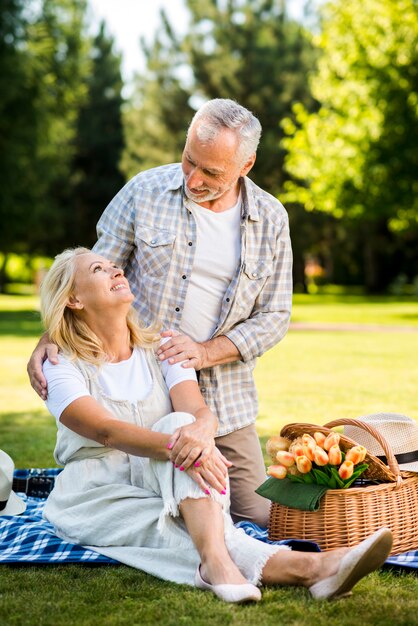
[168,418,217,470]
[185,447,232,494]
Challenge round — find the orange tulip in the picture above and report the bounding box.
[302,437,316,461]
[314,431,327,448]
[345,445,367,464]
[290,443,305,457]
[324,433,341,451]
[328,444,342,465]
[313,446,329,466]
[302,434,316,446]
[276,451,296,467]
[267,464,287,480]
[338,460,354,480]
[296,455,312,474]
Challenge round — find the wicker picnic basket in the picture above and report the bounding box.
[268,418,418,555]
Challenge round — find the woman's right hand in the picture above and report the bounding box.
[185,447,231,494]
[27,334,59,400]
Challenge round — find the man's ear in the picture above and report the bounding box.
[240,153,256,178]
[66,295,83,310]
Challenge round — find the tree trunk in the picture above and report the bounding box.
[0,253,9,294]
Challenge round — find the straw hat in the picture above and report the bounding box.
[344,413,418,473]
[0,449,26,516]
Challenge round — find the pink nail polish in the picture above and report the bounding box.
[166,442,173,450]
[205,489,210,495]
[174,464,179,468]
[194,461,200,468]
[221,489,226,495]
[179,466,185,471]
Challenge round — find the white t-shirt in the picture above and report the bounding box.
[180,195,242,342]
[44,345,197,420]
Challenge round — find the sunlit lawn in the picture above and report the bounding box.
[1,293,418,626]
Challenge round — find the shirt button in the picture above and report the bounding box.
[252,272,258,278]
[188,241,193,246]
[200,387,206,393]
[182,275,187,279]
[175,307,180,312]
[151,239,156,245]
[226,297,230,302]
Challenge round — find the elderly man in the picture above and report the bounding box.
[28,98,292,527]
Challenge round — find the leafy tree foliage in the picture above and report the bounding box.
[0,1,125,291]
[283,0,418,291]
[0,1,37,286]
[122,0,317,196]
[70,21,125,248]
[121,10,194,179]
[122,0,319,290]
[0,0,89,268]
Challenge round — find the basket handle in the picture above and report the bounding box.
[324,418,402,480]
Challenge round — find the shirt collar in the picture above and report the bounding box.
[241,176,260,222]
[166,164,184,191]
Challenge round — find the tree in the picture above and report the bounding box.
[283,0,418,291]
[122,0,317,195]
[0,0,91,279]
[121,10,194,179]
[24,0,91,255]
[122,1,319,289]
[70,21,125,248]
[0,0,37,288]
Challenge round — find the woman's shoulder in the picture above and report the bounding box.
[42,353,90,381]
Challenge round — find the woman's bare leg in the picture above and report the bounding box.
[262,526,392,597]
[179,497,249,585]
[262,547,349,587]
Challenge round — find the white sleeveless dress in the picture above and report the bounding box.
[43,347,287,586]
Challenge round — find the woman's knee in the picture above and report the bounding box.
[152,411,195,434]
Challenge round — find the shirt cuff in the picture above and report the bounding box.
[224,326,254,362]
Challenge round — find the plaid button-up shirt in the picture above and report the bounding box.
[93,163,292,436]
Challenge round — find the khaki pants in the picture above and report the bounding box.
[216,424,270,528]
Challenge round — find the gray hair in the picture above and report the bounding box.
[188,99,262,163]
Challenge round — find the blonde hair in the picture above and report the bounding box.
[40,247,159,365]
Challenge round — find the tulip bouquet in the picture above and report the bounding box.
[266,432,369,489]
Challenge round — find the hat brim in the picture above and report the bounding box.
[398,461,418,473]
[0,490,26,516]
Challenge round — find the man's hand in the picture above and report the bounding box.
[27,335,59,400]
[167,418,218,470]
[158,329,208,370]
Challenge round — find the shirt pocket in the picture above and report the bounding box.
[233,259,274,317]
[135,225,176,278]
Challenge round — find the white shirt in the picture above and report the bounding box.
[44,346,197,420]
[180,195,242,342]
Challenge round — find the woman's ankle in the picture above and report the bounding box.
[200,555,248,586]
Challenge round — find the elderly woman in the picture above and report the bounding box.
[40,247,392,603]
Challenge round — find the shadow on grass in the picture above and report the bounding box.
[0,410,57,467]
[0,310,43,337]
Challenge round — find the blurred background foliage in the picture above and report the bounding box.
[1,0,417,295]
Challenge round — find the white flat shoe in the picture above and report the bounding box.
[309,527,393,600]
[195,566,261,603]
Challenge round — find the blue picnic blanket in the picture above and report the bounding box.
[1,469,416,570]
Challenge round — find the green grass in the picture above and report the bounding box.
[1,293,418,625]
[292,293,418,326]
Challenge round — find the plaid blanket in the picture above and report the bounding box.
[0,469,416,570]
